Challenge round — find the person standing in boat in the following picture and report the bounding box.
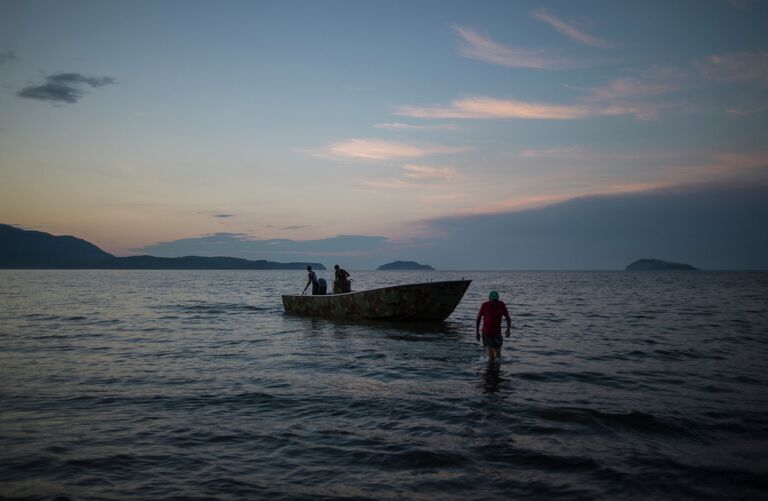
[476,290,511,364]
[333,264,351,293]
[304,265,320,295]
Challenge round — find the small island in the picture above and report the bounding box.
[377,260,435,271]
[626,259,699,271]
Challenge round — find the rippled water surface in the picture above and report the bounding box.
[1,270,767,500]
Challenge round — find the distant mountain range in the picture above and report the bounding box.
[0,224,325,270]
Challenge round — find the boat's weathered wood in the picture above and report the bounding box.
[281,280,471,321]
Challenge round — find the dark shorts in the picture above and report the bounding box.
[482,334,503,349]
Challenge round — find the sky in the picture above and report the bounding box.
[1,0,767,270]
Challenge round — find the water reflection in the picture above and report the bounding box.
[5,270,767,500]
[482,363,505,394]
[289,314,466,339]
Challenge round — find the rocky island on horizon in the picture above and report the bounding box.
[626,258,699,271]
[377,260,435,271]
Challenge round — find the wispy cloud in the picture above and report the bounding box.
[363,164,459,190]
[0,50,17,65]
[578,67,686,119]
[267,224,310,231]
[459,193,577,215]
[373,122,458,131]
[402,164,458,181]
[585,75,679,101]
[398,63,690,122]
[516,146,584,158]
[512,146,767,193]
[726,104,768,116]
[17,72,117,104]
[312,138,470,160]
[531,9,618,48]
[452,26,575,69]
[396,96,599,120]
[712,152,768,171]
[697,51,768,86]
[197,211,236,219]
[363,178,415,190]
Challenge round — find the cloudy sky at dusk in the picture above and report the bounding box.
[1,0,767,269]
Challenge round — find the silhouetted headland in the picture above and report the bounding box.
[0,224,324,270]
[377,260,434,271]
[1,223,113,268]
[626,258,699,271]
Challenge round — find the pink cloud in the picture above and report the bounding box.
[402,164,459,181]
[531,9,618,49]
[462,193,574,215]
[396,96,596,120]
[586,76,677,101]
[608,151,768,187]
[574,67,688,120]
[364,164,460,190]
[395,80,683,121]
[363,178,415,190]
[373,122,458,131]
[317,138,470,160]
[712,152,768,170]
[452,26,575,69]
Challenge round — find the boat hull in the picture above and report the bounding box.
[281,280,471,321]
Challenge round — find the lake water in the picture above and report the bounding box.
[1,270,767,500]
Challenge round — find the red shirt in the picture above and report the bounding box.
[476,300,511,337]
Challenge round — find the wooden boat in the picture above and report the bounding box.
[281,280,471,321]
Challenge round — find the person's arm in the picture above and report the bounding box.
[475,305,484,341]
[503,304,512,337]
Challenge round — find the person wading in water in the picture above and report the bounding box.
[475,290,512,364]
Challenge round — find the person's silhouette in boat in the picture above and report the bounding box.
[333,264,351,293]
[304,265,319,295]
